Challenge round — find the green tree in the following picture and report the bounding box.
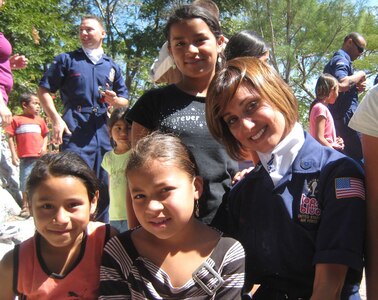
[0,0,85,112]
[242,0,378,124]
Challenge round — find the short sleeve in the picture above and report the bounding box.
[38,54,67,93]
[126,89,161,130]
[314,158,365,272]
[331,55,350,81]
[349,85,378,138]
[101,151,111,173]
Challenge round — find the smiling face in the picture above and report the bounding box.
[168,18,223,80]
[128,159,202,241]
[79,18,105,49]
[30,176,97,249]
[222,86,288,154]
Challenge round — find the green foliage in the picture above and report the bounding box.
[243,0,378,125]
[1,0,378,126]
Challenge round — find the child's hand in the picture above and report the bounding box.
[11,156,20,167]
[333,137,344,151]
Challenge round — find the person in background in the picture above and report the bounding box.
[0,0,28,200]
[0,0,28,128]
[323,32,366,164]
[101,107,130,233]
[5,93,48,218]
[0,152,117,299]
[224,30,269,63]
[149,0,222,85]
[309,73,344,151]
[100,132,245,299]
[38,15,129,223]
[206,57,365,299]
[127,5,238,227]
[349,85,378,299]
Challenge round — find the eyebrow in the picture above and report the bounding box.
[170,32,208,41]
[221,94,260,118]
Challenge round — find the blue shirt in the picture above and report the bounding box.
[212,132,365,297]
[39,48,128,113]
[324,49,358,120]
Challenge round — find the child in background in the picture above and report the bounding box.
[0,152,116,299]
[309,74,344,151]
[5,93,49,218]
[100,132,245,299]
[101,107,130,233]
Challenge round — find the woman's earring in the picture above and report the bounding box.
[172,62,176,69]
[195,200,200,218]
[217,56,222,63]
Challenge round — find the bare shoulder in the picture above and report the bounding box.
[0,249,16,300]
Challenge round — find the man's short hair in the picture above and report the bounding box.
[81,15,104,29]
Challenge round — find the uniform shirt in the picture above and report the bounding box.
[212,131,365,297]
[349,84,378,137]
[324,49,358,120]
[0,32,13,103]
[127,84,238,224]
[39,48,128,112]
[5,114,49,158]
[15,222,110,300]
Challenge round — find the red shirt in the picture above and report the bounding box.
[5,114,49,158]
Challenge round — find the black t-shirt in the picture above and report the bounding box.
[127,84,238,224]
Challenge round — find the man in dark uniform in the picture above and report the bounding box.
[324,32,366,164]
[38,16,128,222]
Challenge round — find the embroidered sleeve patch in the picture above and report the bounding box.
[335,177,365,200]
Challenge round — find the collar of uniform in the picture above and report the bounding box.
[82,46,104,64]
[257,122,304,186]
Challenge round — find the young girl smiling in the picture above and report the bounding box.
[126,5,238,227]
[100,132,245,299]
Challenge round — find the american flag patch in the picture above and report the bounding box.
[335,177,365,200]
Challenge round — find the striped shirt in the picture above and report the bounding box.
[100,229,245,299]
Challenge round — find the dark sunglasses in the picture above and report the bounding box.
[352,39,364,54]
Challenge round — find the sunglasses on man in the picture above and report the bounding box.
[352,39,364,54]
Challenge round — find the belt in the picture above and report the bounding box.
[74,106,107,114]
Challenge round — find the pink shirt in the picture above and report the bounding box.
[309,102,337,145]
[0,32,13,103]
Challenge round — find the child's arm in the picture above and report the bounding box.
[214,240,245,298]
[7,135,20,166]
[313,116,333,148]
[0,249,16,300]
[99,237,132,297]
